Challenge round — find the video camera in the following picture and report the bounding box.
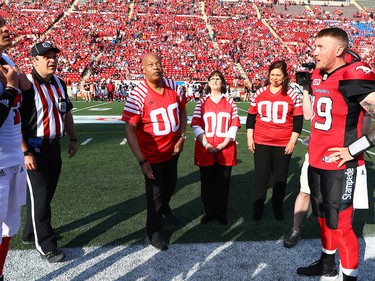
[295,49,361,86]
[295,62,316,86]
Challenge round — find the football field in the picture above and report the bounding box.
[6,100,375,280]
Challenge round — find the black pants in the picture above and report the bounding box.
[199,164,232,220]
[253,144,291,212]
[144,155,179,239]
[23,141,61,255]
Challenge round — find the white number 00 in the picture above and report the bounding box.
[150,103,180,135]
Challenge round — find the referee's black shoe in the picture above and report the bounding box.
[21,239,34,245]
[41,249,66,263]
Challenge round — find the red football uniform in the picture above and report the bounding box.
[191,96,241,166]
[248,86,303,146]
[309,62,375,170]
[122,78,187,164]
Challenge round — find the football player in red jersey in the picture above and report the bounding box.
[297,27,375,281]
[246,60,303,221]
[122,53,187,251]
[191,70,241,225]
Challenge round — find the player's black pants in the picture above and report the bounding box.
[144,155,179,240]
[199,164,232,221]
[23,140,61,255]
[252,144,291,215]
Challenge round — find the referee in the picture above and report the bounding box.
[21,42,77,263]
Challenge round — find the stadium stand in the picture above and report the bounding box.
[2,0,375,89]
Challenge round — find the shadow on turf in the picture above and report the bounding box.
[28,156,375,280]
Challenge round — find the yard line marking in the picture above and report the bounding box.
[81,138,93,145]
[120,138,127,145]
[72,102,112,113]
[237,107,248,113]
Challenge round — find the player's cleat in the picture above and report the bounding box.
[0,274,3,281]
[283,228,301,248]
[163,211,182,225]
[41,249,66,263]
[150,231,168,251]
[297,258,338,279]
[343,274,357,281]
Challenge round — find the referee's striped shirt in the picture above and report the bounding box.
[21,68,73,140]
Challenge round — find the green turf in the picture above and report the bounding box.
[13,119,375,250]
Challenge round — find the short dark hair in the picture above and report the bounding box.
[206,70,227,94]
[316,27,349,48]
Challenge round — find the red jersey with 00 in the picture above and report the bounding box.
[309,62,375,170]
[248,86,303,146]
[191,96,241,166]
[122,78,187,164]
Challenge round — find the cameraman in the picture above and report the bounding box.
[297,27,375,281]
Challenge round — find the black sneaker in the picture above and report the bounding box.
[283,228,301,248]
[21,239,34,245]
[163,211,182,225]
[151,231,168,251]
[41,249,66,263]
[297,258,338,279]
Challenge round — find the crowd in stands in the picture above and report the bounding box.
[1,0,374,90]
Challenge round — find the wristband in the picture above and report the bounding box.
[70,138,78,142]
[139,159,147,166]
[348,135,374,157]
[179,135,187,140]
[203,141,208,147]
[23,150,31,156]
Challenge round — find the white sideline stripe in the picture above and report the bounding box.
[120,138,127,145]
[72,102,112,113]
[5,238,375,280]
[81,138,93,145]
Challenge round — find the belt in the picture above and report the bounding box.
[42,138,60,144]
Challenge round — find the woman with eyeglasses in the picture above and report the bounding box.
[191,70,241,225]
[246,60,303,221]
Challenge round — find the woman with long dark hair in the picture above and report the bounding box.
[246,60,303,221]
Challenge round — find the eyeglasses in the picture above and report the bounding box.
[209,77,221,82]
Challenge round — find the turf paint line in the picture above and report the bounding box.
[120,138,128,145]
[81,138,93,145]
[5,238,375,280]
[72,102,112,113]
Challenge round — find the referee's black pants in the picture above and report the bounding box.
[23,141,61,255]
[199,164,232,221]
[144,155,179,240]
[253,144,291,215]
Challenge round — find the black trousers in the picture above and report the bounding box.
[144,155,179,239]
[23,141,61,255]
[253,144,291,211]
[199,164,232,220]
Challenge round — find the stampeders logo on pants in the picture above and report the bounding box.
[342,168,355,201]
